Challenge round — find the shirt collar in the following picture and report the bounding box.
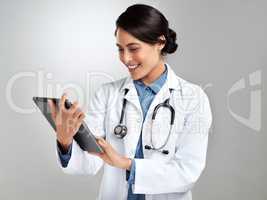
[121,63,183,93]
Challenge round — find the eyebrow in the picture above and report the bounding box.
[116,43,140,48]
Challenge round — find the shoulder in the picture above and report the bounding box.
[93,76,128,102]
[178,76,208,98]
[173,74,212,116]
[166,64,209,101]
[100,76,128,93]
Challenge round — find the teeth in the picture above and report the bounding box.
[128,64,139,69]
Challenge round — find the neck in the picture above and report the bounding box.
[141,61,165,85]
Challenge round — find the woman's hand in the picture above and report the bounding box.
[48,93,85,150]
[92,137,132,170]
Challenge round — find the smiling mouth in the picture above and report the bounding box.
[127,64,140,70]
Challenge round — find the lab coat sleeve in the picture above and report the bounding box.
[55,85,108,175]
[133,87,212,194]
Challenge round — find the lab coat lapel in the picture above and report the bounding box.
[120,77,143,157]
[121,77,142,114]
[145,64,181,120]
[119,65,182,157]
[145,80,170,123]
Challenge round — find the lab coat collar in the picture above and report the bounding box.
[120,63,182,114]
[120,63,182,93]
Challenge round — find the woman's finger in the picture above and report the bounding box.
[73,108,83,119]
[98,137,106,144]
[74,114,85,132]
[59,93,67,112]
[96,137,109,149]
[96,138,104,148]
[97,138,118,160]
[77,112,85,122]
[69,101,79,114]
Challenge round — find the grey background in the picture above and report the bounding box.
[0,0,266,199]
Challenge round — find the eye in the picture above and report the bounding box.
[129,48,139,52]
[118,48,124,52]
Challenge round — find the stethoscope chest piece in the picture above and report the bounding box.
[113,88,176,155]
[114,124,127,139]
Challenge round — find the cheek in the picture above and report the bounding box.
[133,49,152,63]
[119,54,123,62]
[140,49,159,66]
[132,54,145,63]
[150,48,161,60]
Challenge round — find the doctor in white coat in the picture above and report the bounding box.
[49,4,212,200]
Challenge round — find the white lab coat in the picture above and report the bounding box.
[56,64,212,200]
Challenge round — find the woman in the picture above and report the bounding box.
[49,4,212,200]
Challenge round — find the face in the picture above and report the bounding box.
[116,27,165,83]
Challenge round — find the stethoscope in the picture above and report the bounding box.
[113,88,176,155]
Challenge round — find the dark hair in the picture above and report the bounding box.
[115,4,178,55]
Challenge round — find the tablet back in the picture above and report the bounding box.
[33,97,103,153]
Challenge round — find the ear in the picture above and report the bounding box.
[157,35,166,51]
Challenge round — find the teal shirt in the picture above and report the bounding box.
[127,65,168,200]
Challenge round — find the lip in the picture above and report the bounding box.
[127,64,140,70]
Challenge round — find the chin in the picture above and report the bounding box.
[131,75,140,80]
[129,69,147,81]
[130,72,144,81]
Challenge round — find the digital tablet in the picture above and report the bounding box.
[33,97,103,153]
